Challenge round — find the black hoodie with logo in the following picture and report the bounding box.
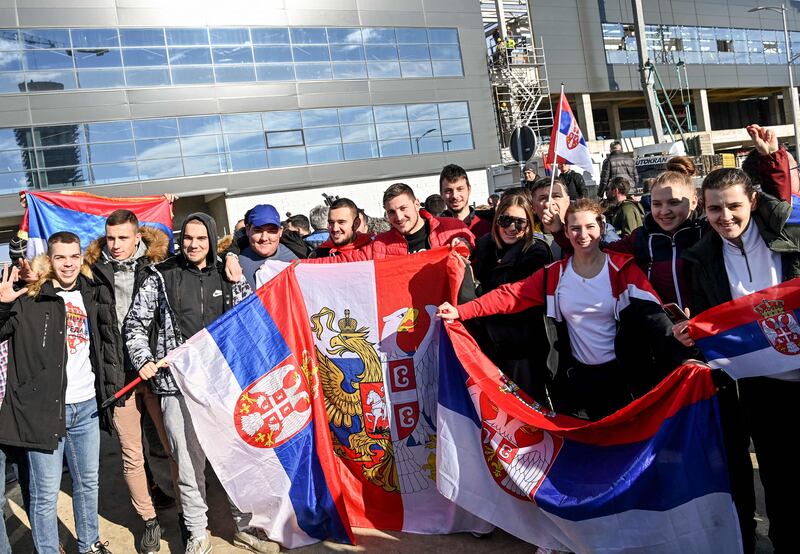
[123,212,251,395]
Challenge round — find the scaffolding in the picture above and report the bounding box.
[643,60,694,145]
[482,1,554,164]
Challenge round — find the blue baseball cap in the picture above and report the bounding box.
[247,204,281,227]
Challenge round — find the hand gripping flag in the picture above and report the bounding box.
[256,247,492,535]
[20,191,173,257]
[544,86,599,182]
[437,321,741,553]
[690,279,800,379]
[164,268,354,548]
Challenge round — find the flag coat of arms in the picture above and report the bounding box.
[437,321,741,553]
[20,191,173,257]
[164,268,353,548]
[257,247,492,535]
[690,279,800,379]
[545,89,599,182]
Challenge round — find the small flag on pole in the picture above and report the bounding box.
[545,85,598,182]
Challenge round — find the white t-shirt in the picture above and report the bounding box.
[557,256,617,366]
[57,290,96,404]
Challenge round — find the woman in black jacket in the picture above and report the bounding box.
[675,168,800,554]
[468,191,552,402]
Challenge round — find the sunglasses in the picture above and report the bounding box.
[496,215,528,229]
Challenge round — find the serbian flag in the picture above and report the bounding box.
[690,279,800,379]
[437,322,741,553]
[256,247,492,535]
[20,191,173,257]
[164,268,353,548]
[544,87,598,182]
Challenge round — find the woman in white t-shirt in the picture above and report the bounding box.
[439,199,684,420]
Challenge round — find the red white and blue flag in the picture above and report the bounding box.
[545,89,598,182]
[437,321,741,553]
[164,268,354,548]
[690,279,800,379]
[257,247,492,535]
[20,191,173,257]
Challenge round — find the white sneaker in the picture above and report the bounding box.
[185,534,212,554]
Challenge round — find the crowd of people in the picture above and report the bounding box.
[0,124,799,554]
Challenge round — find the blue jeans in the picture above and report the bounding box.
[26,399,100,554]
[1,447,11,554]
[1,445,29,554]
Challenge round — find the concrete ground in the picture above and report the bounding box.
[3,434,774,553]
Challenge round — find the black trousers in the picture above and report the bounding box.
[738,376,800,554]
[715,374,757,554]
[553,359,633,421]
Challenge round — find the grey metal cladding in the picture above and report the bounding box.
[531,0,800,93]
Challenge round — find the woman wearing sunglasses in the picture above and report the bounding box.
[440,199,685,421]
[468,192,552,401]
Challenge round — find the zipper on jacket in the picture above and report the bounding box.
[200,275,205,326]
[671,238,683,308]
[42,312,50,348]
[739,244,753,282]
[58,313,67,422]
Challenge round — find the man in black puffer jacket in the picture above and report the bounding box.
[0,231,117,554]
[85,209,176,554]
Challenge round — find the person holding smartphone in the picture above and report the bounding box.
[439,199,686,421]
[545,160,702,310]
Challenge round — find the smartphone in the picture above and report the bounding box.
[663,303,689,324]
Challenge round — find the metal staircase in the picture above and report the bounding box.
[482,1,554,164]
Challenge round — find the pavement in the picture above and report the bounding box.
[3,434,774,553]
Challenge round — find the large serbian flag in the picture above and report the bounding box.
[544,87,598,182]
[437,321,741,553]
[20,191,173,257]
[164,268,354,548]
[257,247,492,535]
[690,279,800,379]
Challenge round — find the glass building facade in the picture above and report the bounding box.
[602,22,800,65]
[0,102,473,192]
[0,26,463,93]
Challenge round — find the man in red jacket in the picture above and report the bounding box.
[439,164,492,238]
[311,183,475,262]
[310,198,372,258]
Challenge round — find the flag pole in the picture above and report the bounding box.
[100,359,166,410]
[548,83,566,204]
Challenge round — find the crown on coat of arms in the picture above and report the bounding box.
[338,309,358,333]
[754,299,786,319]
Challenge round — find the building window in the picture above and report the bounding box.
[0,25,463,94]
[602,21,793,66]
[717,39,734,52]
[0,102,474,192]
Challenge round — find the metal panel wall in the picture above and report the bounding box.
[0,0,498,218]
[530,0,800,94]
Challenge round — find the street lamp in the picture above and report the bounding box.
[414,127,438,153]
[749,4,800,154]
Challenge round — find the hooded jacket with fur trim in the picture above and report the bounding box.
[84,226,170,390]
[0,256,121,450]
